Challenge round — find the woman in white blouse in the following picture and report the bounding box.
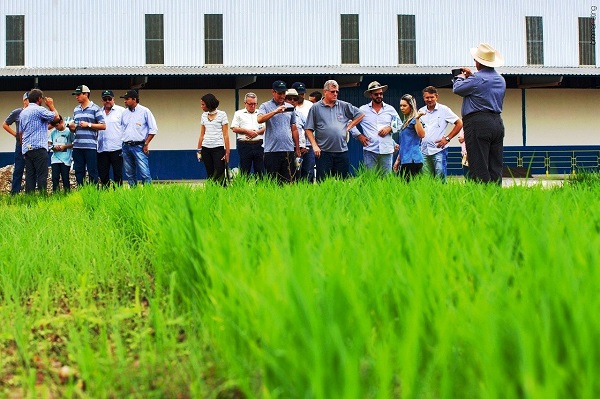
[197,93,230,184]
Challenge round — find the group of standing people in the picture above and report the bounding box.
[3,86,158,194]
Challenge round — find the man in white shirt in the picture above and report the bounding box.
[231,92,265,176]
[419,86,463,182]
[98,90,125,186]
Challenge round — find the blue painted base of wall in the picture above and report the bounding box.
[1,145,598,180]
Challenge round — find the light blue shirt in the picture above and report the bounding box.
[358,101,399,155]
[452,67,506,116]
[258,99,296,153]
[121,103,158,142]
[98,104,125,152]
[49,127,74,165]
[19,103,56,154]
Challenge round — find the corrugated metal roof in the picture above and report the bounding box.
[0,65,598,77]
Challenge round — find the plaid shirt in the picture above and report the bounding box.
[19,103,56,154]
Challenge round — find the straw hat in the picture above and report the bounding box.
[363,81,388,98]
[470,43,504,67]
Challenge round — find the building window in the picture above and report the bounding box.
[145,14,164,65]
[398,15,416,64]
[341,14,359,64]
[579,17,596,65]
[6,15,24,66]
[205,14,223,64]
[526,16,544,65]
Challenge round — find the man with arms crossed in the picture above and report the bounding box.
[231,92,265,176]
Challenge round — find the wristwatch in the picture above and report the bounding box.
[445,135,451,142]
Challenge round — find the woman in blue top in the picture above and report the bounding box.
[393,94,425,181]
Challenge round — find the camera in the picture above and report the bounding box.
[283,106,295,112]
[451,68,463,77]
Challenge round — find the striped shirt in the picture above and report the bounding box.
[200,110,228,148]
[19,103,56,154]
[73,101,105,150]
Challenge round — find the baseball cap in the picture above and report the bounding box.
[22,92,29,100]
[72,85,91,95]
[101,90,114,98]
[291,82,306,94]
[272,80,287,93]
[119,89,139,99]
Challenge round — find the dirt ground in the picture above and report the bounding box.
[0,164,78,194]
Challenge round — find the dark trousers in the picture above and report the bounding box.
[237,141,264,176]
[315,151,349,182]
[264,151,294,184]
[98,150,123,187]
[400,162,423,182]
[463,112,504,185]
[299,147,316,183]
[73,148,99,186]
[202,146,226,184]
[24,148,48,194]
[51,162,71,192]
[11,143,25,194]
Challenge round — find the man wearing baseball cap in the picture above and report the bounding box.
[2,92,29,194]
[119,89,158,186]
[257,80,301,184]
[453,43,506,185]
[68,84,106,186]
[97,90,125,187]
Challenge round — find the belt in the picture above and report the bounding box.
[238,140,263,145]
[463,110,501,120]
[124,140,144,146]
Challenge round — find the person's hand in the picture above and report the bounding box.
[393,161,400,173]
[458,136,465,144]
[222,152,230,163]
[143,143,149,155]
[462,67,473,78]
[44,97,54,107]
[300,147,309,155]
[378,126,392,137]
[434,137,449,148]
[313,145,321,158]
[416,111,426,119]
[358,134,370,147]
[277,105,287,113]
[245,130,258,139]
[394,143,399,153]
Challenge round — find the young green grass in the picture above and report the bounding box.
[0,177,599,398]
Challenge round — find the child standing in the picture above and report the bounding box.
[48,116,74,192]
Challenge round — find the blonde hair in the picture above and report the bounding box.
[400,94,418,130]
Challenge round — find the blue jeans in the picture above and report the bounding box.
[72,148,99,186]
[300,147,316,182]
[122,143,152,186]
[11,143,25,194]
[363,150,393,176]
[237,141,264,176]
[422,149,448,183]
[315,151,349,182]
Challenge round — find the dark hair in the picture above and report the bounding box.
[309,91,322,101]
[28,89,44,103]
[422,86,438,95]
[201,93,219,111]
[50,115,64,127]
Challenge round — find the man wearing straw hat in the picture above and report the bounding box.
[358,81,400,176]
[453,43,506,185]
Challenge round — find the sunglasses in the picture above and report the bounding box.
[102,97,113,101]
[329,90,339,94]
[286,96,299,101]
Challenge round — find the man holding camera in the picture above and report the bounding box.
[453,43,506,185]
[257,80,301,184]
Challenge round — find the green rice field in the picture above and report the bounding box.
[0,174,599,398]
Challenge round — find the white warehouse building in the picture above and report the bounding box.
[0,0,598,179]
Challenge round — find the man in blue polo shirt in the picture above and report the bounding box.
[68,85,106,186]
[257,80,301,184]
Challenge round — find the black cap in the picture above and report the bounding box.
[101,90,114,98]
[291,82,306,93]
[272,80,287,93]
[119,89,139,99]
